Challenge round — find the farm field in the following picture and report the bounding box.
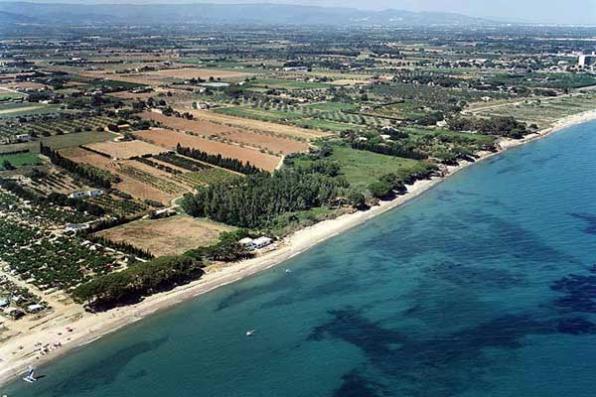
[140,111,309,155]
[214,106,303,123]
[60,147,188,204]
[139,152,240,187]
[246,78,332,90]
[0,90,26,101]
[0,115,117,143]
[0,102,60,118]
[211,100,380,132]
[0,152,40,169]
[95,215,235,257]
[134,128,282,171]
[299,145,434,193]
[79,67,252,86]
[1,82,48,91]
[0,131,117,154]
[83,140,169,159]
[185,109,331,140]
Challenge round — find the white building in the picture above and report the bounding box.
[15,134,31,142]
[68,191,87,199]
[239,236,273,250]
[283,66,309,72]
[579,52,596,71]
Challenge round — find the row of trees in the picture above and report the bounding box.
[87,235,155,260]
[176,145,262,175]
[181,166,347,229]
[46,192,105,217]
[72,256,203,310]
[184,230,254,262]
[40,144,120,188]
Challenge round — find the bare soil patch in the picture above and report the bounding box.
[134,128,282,172]
[95,215,234,257]
[140,112,309,155]
[83,140,169,159]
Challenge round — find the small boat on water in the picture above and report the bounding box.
[22,366,37,383]
[246,329,256,337]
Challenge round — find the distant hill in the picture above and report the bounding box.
[0,10,37,24]
[0,2,496,26]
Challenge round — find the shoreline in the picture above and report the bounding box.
[1,109,596,388]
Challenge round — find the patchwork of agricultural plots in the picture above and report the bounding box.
[80,67,253,86]
[95,215,234,257]
[0,115,117,143]
[186,109,330,140]
[137,152,240,187]
[141,111,310,155]
[60,146,190,204]
[245,78,332,91]
[25,169,149,218]
[134,127,282,172]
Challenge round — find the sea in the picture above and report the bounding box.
[5,120,596,397]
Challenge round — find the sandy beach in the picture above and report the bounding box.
[1,108,595,388]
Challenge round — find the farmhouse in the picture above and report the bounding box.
[68,191,87,199]
[283,66,309,72]
[64,223,91,234]
[239,236,273,250]
[15,134,31,143]
[27,304,44,313]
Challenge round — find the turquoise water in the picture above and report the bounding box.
[5,121,596,397]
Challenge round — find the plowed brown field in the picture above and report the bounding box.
[134,128,282,172]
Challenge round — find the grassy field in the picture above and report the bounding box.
[296,144,433,193]
[0,102,61,118]
[302,102,359,112]
[328,146,432,191]
[0,130,116,155]
[0,91,26,101]
[214,106,302,122]
[296,118,359,132]
[0,152,40,169]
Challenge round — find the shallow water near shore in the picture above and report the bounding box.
[5,121,596,396]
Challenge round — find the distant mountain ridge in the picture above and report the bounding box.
[0,1,497,26]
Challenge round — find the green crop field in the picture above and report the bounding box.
[0,152,40,169]
[296,118,359,132]
[327,146,432,191]
[214,106,302,122]
[295,144,433,193]
[0,102,61,118]
[0,91,26,101]
[302,102,358,112]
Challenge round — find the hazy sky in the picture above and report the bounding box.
[3,0,596,25]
